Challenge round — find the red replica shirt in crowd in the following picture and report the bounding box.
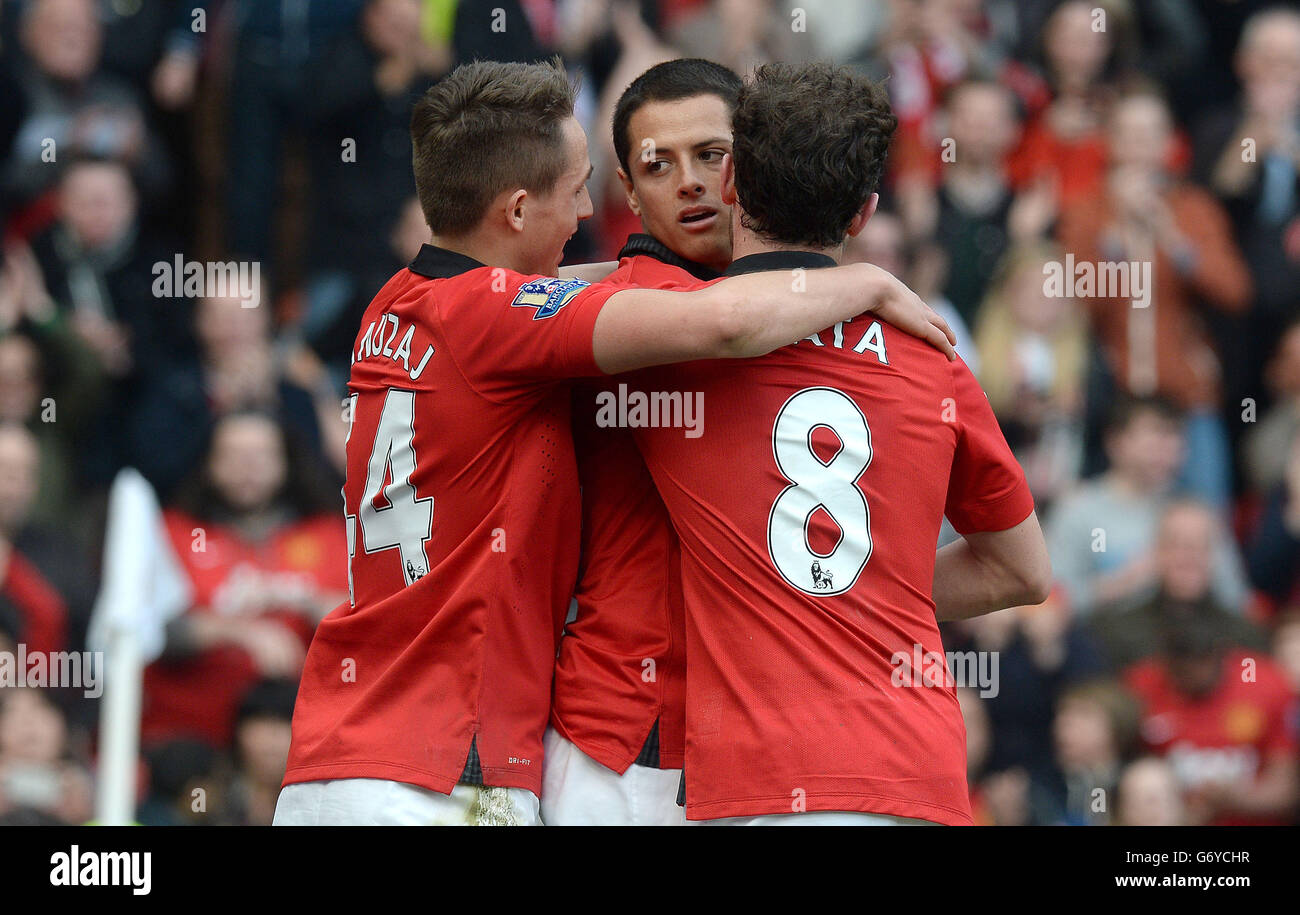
[0,550,66,655]
[283,245,618,798]
[551,237,716,773]
[143,510,347,747]
[634,251,1035,823]
[1125,650,1299,826]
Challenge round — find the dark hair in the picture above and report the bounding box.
[732,62,897,248]
[1103,394,1183,437]
[611,58,742,174]
[235,677,299,728]
[410,57,575,236]
[171,410,337,521]
[145,739,221,800]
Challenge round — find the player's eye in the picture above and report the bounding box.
[647,159,669,175]
[700,149,725,163]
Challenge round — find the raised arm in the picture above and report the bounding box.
[591,262,955,375]
[932,513,1052,622]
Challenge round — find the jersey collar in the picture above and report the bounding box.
[617,233,721,281]
[725,250,837,276]
[408,244,487,279]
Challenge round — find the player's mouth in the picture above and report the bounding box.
[677,206,718,232]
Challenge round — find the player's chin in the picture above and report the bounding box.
[667,227,727,266]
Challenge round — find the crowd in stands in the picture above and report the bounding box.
[0,0,1296,825]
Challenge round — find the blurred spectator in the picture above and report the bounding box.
[140,412,346,749]
[1194,7,1300,422]
[1007,0,1135,209]
[668,0,808,74]
[1245,426,1300,607]
[1124,615,1299,825]
[225,678,297,826]
[1090,499,1267,669]
[1113,755,1186,826]
[126,288,329,499]
[453,0,556,65]
[1059,89,1253,507]
[31,157,192,373]
[1243,319,1300,497]
[899,79,1057,327]
[876,0,980,190]
[946,594,1103,786]
[1043,678,1141,825]
[843,207,976,376]
[297,6,444,386]
[1045,395,1248,617]
[28,156,192,488]
[1273,610,1300,694]
[222,0,367,276]
[4,0,170,209]
[298,196,429,393]
[974,240,1089,508]
[0,688,93,825]
[302,0,443,288]
[0,424,97,656]
[0,333,72,526]
[136,738,229,826]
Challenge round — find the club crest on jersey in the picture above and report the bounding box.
[511,278,588,320]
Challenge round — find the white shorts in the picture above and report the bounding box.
[273,778,541,826]
[541,727,686,826]
[699,811,938,826]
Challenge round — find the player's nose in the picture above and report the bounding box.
[677,167,705,198]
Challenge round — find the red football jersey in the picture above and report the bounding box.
[551,244,711,772]
[283,245,618,797]
[1125,651,1299,826]
[143,510,346,747]
[633,252,1035,823]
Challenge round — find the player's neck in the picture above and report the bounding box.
[728,222,842,265]
[428,231,542,277]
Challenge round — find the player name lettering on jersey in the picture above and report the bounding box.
[797,318,889,364]
[352,311,435,380]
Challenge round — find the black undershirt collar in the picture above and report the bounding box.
[408,244,487,279]
[724,250,837,276]
[616,233,722,281]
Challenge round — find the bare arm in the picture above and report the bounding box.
[591,262,956,375]
[560,261,619,282]
[933,513,1052,622]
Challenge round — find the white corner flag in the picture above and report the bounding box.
[87,468,192,825]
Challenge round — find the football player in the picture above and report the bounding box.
[273,58,954,826]
[629,61,1053,825]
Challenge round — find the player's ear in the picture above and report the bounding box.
[720,153,737,206]
[616,167,641,217]
[505,188,528,234]
[845,193,878,239]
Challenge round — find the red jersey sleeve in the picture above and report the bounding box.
[944,358,1036,535]
[436,271,617,401]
